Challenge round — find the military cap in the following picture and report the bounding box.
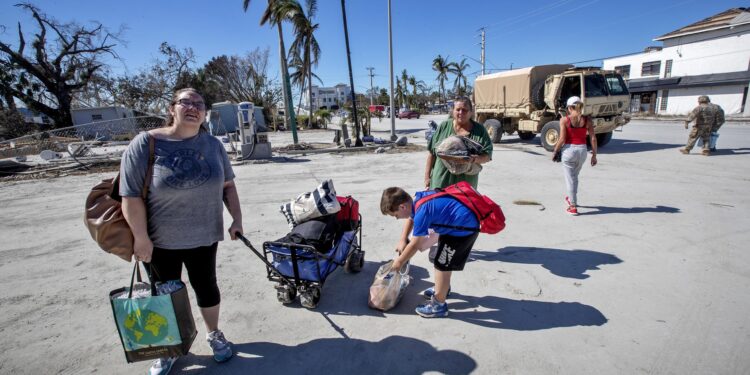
[698,95,710,103]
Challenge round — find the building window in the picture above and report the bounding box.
[615,65,630,80]
[664,60,673,78]
[641,61,661,77]
[91,114,103,121]
[660,90,669,111]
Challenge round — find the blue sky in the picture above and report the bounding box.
[1,0,746,96]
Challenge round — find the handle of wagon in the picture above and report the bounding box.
[236,233,295,285]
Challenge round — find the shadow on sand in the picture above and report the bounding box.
[470,246,622,280]
[174,335,477,375]
[575,205,680,216]
[449,293,607,331]
[597,138,683,154]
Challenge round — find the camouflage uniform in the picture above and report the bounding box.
[682,97,718,154]
[709,103,725,151]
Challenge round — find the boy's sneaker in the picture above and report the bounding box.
[148,357,177,375]
[207,329,233,363]
[566,206,579,215]
[416,297,449,318]
[422,286,451,299]
[679,148,689,155]
[701,149,710,156]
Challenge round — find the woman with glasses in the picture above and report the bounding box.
[120,87,243,375]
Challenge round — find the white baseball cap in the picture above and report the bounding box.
[566,96,582,107]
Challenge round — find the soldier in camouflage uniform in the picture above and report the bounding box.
[680,95,717,156]
[708,99,725,152]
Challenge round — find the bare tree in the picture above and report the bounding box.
[203,48,282,107]
[109,42,195,114]
[0,3,121,127]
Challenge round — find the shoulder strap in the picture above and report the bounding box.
[414,190,450,211]
[141,135,155,200]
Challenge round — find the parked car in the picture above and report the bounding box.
[397,110,420,119]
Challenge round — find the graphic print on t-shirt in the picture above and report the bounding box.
[161,148,212,189]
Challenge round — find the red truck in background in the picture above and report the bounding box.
[368,105,385,113]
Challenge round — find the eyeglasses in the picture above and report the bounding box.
[175,99,206,110]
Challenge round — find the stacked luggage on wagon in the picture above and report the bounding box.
[239,179,364,308]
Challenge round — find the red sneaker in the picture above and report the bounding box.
[566,206,578,215]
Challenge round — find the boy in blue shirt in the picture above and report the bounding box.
[380,187,480,318]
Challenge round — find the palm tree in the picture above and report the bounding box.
[289,0,320,129]
[432,54,450,104]
[400,69,410,107]
[243,0,302,144]
[340,0,359,145]
[450,58,470,96]
[314,108,331,129]
[408,75,426,109]
[395,78,406,110]
[289,53,322,127]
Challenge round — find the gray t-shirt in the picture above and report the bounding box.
[120,130,235,249]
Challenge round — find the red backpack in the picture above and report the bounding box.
[414,181,505,234]
[336,196,360,231]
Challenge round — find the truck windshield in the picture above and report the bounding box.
[584,74,608,97]
[604,74,629,95]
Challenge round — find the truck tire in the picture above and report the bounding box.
[540,121,560,152]
[484,119,502,143]
[531,81,546,110]
[518,131,535,141]
[595,131,613,147]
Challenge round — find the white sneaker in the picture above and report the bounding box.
[207,329,233,363]
[148,357,177,375]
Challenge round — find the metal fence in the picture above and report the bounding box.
[0,116,165,158]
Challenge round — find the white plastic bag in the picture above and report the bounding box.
[368,260,410,311]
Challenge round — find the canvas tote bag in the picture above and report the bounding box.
[280,179,341,228]
[109,262,197,363]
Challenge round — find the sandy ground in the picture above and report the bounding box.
[1,115,749,374]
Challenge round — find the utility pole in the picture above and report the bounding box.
[479,27,486,76]
[366,67,375,105]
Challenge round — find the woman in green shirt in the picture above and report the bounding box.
[425,97,493,189]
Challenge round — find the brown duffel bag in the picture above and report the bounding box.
[84,135,154,262]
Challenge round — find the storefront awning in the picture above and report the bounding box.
[678,71,750,88]
[626,70,750,93]
[627,77,681,93]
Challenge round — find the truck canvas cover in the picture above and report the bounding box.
[474,64,572,110]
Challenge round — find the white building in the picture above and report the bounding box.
[603,7,750,116]
[302,84,352,111]
[71,105,139,126]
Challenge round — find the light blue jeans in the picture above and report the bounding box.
[562,144,588,206]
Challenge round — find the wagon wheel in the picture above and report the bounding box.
[275,284,296,304]
[344,249,365,273]
[300,286,321,309]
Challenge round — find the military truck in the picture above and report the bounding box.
[473,64,631,151]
